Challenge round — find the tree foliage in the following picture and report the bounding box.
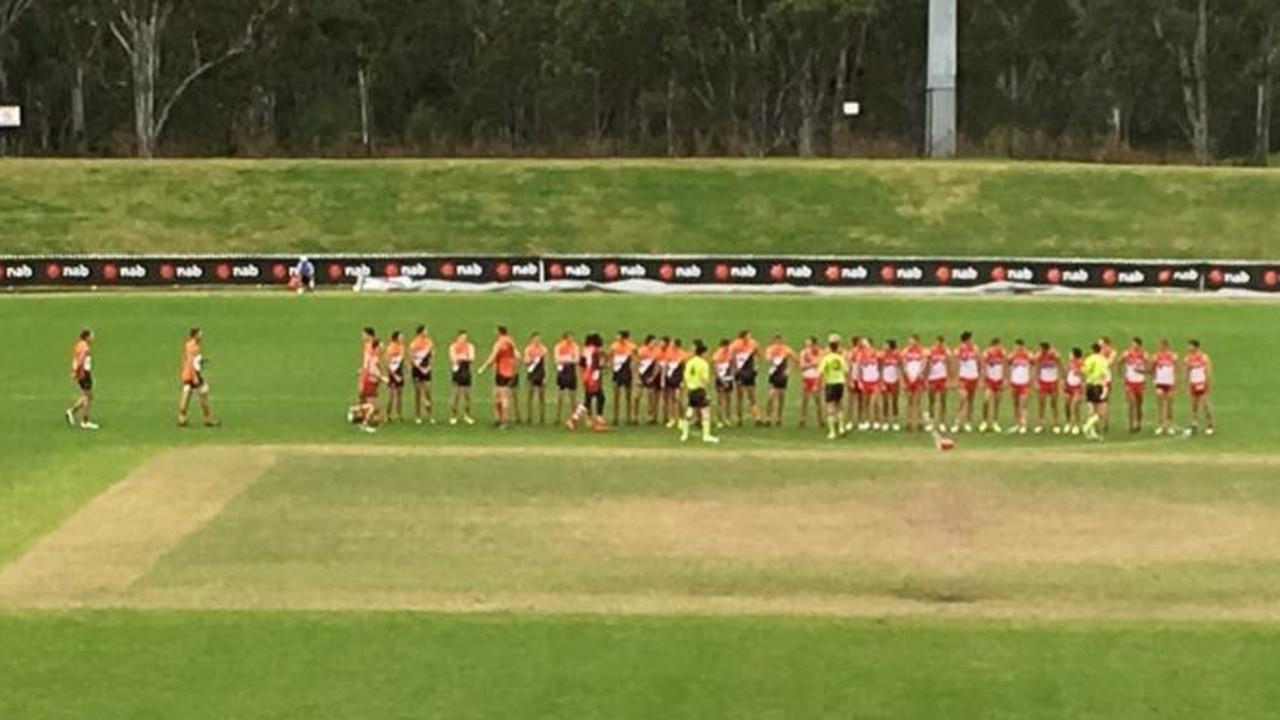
[0,0,1277,162]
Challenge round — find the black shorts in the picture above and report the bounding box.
[496,373,516,388]
[665,368,683,389]
[641,368,660,389]
[388,370,404,389]
[77,373,93,392]
[716,376,735,392]
[184,374,205,390]
[688,388,709,409]
[453,368,472,388]
[1086,384,1107,404]
[528,368,546,388]
[736,370,757,388]
[557,366,578,391]
[769,373,788,391]
[825,383,845,404]
[412,366,432,383]
[613,367,633,387]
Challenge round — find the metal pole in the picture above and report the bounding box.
[926,0,957,157]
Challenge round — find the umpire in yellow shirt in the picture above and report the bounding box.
[1081,342,1111,440]
[679,339,720,444]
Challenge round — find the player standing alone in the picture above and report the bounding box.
[1185,339,1215,436]
[178,327,219,428]
[819,335,850,440]
[66,328,99,430]
[677,339,720,444]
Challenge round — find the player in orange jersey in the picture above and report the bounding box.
[523,332,548,425]
[712,338,735,428]
[951,331,979,433]
[637,335,663,425]
[448,330,476,425]
[409,325,434,425]
[66,328,99,430]
[763,334,795,427]
[979,337,1006,433]
[880,339,903,431]
[729,330,761,426]
[797,336,823,429]
[663,338,688,428]
[1033,341,1063,434]
[178,327,219,428]
[1185,339,1214,436]
[1121,337,1149,433]
[925,335,950,432]
[385,330,406,422]
[478,325,520,429]
[609,330,637,426]
[553,331,580,424]
[1006,339,1032,434]
[901,335,927,432]
[1152,338,1178,435]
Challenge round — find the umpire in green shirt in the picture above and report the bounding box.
[1081,342,1111,440]
[679,340,720,444]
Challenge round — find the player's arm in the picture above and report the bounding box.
[477,344,500,375]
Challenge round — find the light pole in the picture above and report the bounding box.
[926,0,957,157]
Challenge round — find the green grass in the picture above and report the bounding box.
[4,158,1280,257]
[2,611,1280,720]
[2,292,1278,718]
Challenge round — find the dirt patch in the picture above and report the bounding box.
[571,480,1280,569]
[0,447,276,608]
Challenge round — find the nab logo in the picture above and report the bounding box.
[880,265,896,283]
[161,264,176,281]
[454,262,483,277]
[216,264,232,281]
[562,263,590,278]
[62,263,91,280]
[3,263,31,280]
[1005,267,1033,282]
[342,264,372,279]
[399,263,428,278]
[604,263,620,280]
[1116,270,1144,285]
[714,264,729,281]
[103,264,119,281]
[495,262,511,280]
[119,264,146,279]
[547,263,564,279]
[1265,270,1279,288]
[272,264,288,280]
[1061,268,1088,284]
[1221,270,1250,286]
[440,262,456,278]
[174,264,203,280]
[1173,268,1199,283]
[895,266,924,282]
[673,264,701,280]
[327,264,343,281]
[935,265,951,283]
[615,263,645,279]
[46,263,63,280]
[729,264,756,280]
[951,266,979,282]
[510,262,539,279]
[990,266,1007,282]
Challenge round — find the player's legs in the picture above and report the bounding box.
[450,385,461,422]
[413,379,425,421]
[612,385,622,426]
[178,385,192,425]
[774,386,786,426]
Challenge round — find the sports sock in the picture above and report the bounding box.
[827,414,836,433]
[1083,414,1099,432]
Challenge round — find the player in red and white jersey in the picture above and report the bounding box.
[566,333,609,432]
[1152,339,1178,435]
[1006,339,1033,434]
[1122,337,1149,434]
[844,335,863,431]
[901,335,927,432]
[951,331,979,433]
[356,337,389,433]
[880,339,903,432]
[1033,341,1063,434]
[926,335,950,432]
[980,337,1006,433]
[797,336,823,429]
[1185,339,1214,436]
[856,338,884,431]
[1064,347,1085,435]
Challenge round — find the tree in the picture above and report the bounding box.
[104,0,277,157]
[1153,0,1214,164]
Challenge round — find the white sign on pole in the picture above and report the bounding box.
[0,106,21,128]
[841,101,862,118]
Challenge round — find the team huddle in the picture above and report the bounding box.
[346,326,1217,441]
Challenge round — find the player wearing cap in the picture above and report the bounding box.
[1185,339,1215,436]
[677,339,720,444]
[820,335,850,440]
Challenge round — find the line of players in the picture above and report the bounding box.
[349,326,1216,437]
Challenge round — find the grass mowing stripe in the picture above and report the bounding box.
[1,611,1280,720]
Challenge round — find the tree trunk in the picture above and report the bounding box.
[797,50,817,157]
[665,72,677,157]
[71,62,87,151]
[1255,79,1272,166]
[1191,0,1210,165]
[357,62,373,155]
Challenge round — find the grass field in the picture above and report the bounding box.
[1,291,1277,718]
[5,158,1280,258]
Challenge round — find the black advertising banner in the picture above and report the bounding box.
[0,254,1273,293]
